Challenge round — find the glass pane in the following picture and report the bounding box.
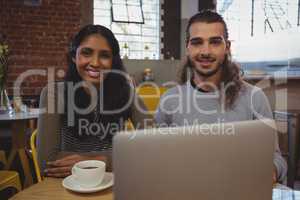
[129,51,142,59]
[126,42,142,51]
[142,27,157,36]
[128,6,143,22]
[112,4,128,21]
[112,0,126,4]
[142,0,159,6]
[119,42,130,50]
[113,23,141,35]
[142,4,157,12]
[115,35,125,42]
[142,23,156,29]
[94,16,111,26]
[143,43,157,51]
[94,1,111,9]
[144,18,157,26]
[144,13,157,20]
[116,34,142,42]
[127,0,141,6]
[94,9,111,17]
[127,23,142,34]
[111,23,127,34]
[142,36,158,43]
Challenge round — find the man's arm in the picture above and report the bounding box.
[252,87,288,182]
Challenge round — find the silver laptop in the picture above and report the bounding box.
[113,119,276,200]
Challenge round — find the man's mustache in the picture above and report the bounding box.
[197,55,216,62]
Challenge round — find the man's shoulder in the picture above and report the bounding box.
[241,81,265,95]
[239,81,269,105]
[162,83,188,97]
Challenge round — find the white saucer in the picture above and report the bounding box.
[62,172,113,193]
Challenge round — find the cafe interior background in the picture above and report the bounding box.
[1,0,300,198]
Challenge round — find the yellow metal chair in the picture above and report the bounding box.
[0,148,21,193]
[30,129,42,182]
[31,121,133,183]
[0,170,22,193]
[0,150,7,167]
[136,86,167,113]
[125,119,135,131]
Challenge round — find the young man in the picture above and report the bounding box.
[154,10,287,183]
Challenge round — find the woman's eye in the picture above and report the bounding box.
[99,52,112,59]
[81,49,92,56]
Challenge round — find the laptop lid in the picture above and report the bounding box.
[113,119,275,200]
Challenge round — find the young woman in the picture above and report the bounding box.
[37,25,151,178]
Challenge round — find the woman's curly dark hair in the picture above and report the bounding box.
[64,24,132,137]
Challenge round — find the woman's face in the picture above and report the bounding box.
[73,34,113,85]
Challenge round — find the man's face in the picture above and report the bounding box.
[186,22,230,77]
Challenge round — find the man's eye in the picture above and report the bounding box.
[190,40,202,45]
[210,39,222,45]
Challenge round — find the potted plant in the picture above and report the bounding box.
[0,33,13,114]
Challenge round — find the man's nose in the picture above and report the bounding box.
[200,42,211,55]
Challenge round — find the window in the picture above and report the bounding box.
[111,0,144,23]
[217,0,300,63]
[94,0,161,59]
[218,0,299,38]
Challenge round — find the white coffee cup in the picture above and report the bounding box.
[71,160,106,188]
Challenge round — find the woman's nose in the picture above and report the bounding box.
[90,55,100,67]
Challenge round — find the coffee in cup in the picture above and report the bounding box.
[71,160,106,188]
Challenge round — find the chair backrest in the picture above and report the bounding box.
[274,110,300,188]
[136,86,167,113]
[0,150,7,167]
[30,129,42,182]
[0,170,22,193]
[125,119,135,131]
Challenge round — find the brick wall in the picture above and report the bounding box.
[0,0,83,97]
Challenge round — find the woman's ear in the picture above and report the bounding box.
[72,57,76,63]
[226,40,231,53]
[226,40,231,49]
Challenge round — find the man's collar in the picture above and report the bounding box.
[190,79,210,93]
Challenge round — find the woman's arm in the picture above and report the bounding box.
[44,153,107,178]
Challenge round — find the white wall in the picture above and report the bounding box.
[181,0,199,19]
[123,59,182,85]
[180,0,199,59]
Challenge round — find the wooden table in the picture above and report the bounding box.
[10,178,113,200]
[0,109,39,188]
[9,178,300,200]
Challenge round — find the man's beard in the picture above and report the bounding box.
[187,57,222,78]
